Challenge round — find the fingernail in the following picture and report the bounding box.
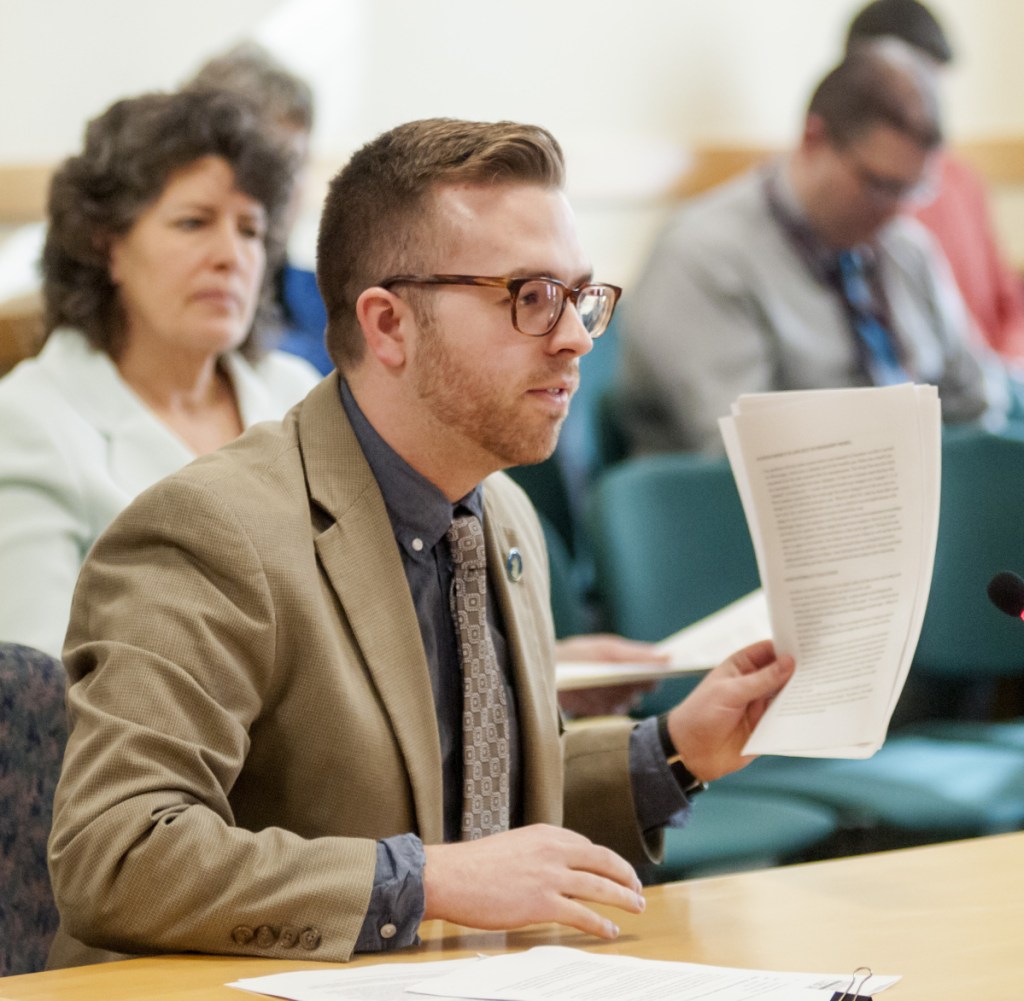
[636,893,646,911]
[608,922,620,937]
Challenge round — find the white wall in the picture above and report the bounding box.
[3,0,1024,283]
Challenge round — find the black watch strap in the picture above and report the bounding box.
[656,712,708,797]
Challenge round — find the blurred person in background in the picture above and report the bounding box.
[846,0,1024,361]
[184,41,332,374]
[0,88,320,657]
[620,39,1008,455]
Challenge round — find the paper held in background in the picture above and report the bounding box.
[555,588,770,691]
[720,384,941,759]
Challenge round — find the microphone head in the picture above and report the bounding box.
[987,571,1024,619]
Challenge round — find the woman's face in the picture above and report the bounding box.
[108,155,267,361]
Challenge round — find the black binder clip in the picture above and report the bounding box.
[830,966,874,1001]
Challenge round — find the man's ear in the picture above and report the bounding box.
[355,286,411,370]
[802,113,830,153]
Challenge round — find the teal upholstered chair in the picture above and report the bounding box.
[895,429,1024,748]
[587,453,840,878]
[538,510,589,639]
[588,452,760,644]
[642,787,839,882]
[0,643,67,975]
[588,448,1024,851]
[507,457,579,560]
[589,451,760,712]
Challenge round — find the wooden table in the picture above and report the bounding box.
[3,832,1021,1000]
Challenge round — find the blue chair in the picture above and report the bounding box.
[894,429,1024,747]
[0,642,67,975]
[588,452,760,644]
[644,787,839,882]
[537,510,589,638]
[507,458,578,560]
[588,448,1024,851]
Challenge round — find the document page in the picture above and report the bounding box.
[408,946,899,1001]
[229,958,472,1001]
[719,384,940,757]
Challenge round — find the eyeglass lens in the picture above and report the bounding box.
[514,280,615,336]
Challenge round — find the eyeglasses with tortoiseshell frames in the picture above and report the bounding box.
[378,273,622,338]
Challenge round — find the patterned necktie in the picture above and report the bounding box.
[837,249,911,386]
[447,513,510,840]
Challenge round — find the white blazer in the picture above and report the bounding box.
[0,328,321,656]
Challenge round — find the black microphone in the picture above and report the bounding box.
[987,571,1024,620]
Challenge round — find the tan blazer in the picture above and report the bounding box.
[48,375,656,968]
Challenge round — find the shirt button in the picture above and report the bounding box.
[380,922,398,940]
[411,538,424,552]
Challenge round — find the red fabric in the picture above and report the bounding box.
[913,153,1024,359]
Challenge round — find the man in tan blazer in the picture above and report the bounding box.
[48,119,794,967]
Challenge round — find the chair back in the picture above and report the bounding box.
[506,457,577,559]
[593,387,631,473]
[0,643,67,975]
[537,511,589,638]
[912,429,1024,678]
[588,452,759,642]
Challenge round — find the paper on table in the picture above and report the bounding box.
[228,957,473,1001]
[408,946,900,1001]
[720,384,940,758]
[555,589,770,690]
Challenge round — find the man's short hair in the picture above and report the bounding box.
[846,0,953,65]
[184,41,315,133]
[808,38,943,151]
[316,118,565,371]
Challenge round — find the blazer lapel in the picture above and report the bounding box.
[299,377,444,841]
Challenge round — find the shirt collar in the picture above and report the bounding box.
[338,378,484,560]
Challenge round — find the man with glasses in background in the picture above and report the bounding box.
[619,38,1009,456]
[47,117,794,967]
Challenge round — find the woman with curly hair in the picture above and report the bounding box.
[0,88,320,656]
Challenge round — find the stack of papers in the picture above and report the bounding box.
[720,384,941,758]
[228,946,899,1001]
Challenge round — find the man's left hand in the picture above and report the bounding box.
[664,639,794,781]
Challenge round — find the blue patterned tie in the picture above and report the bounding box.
[447,513,510,840]
[837,250,910,386]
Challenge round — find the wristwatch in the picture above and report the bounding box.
[656,712,708,798]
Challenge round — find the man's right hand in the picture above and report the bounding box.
[422,824,645,939]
